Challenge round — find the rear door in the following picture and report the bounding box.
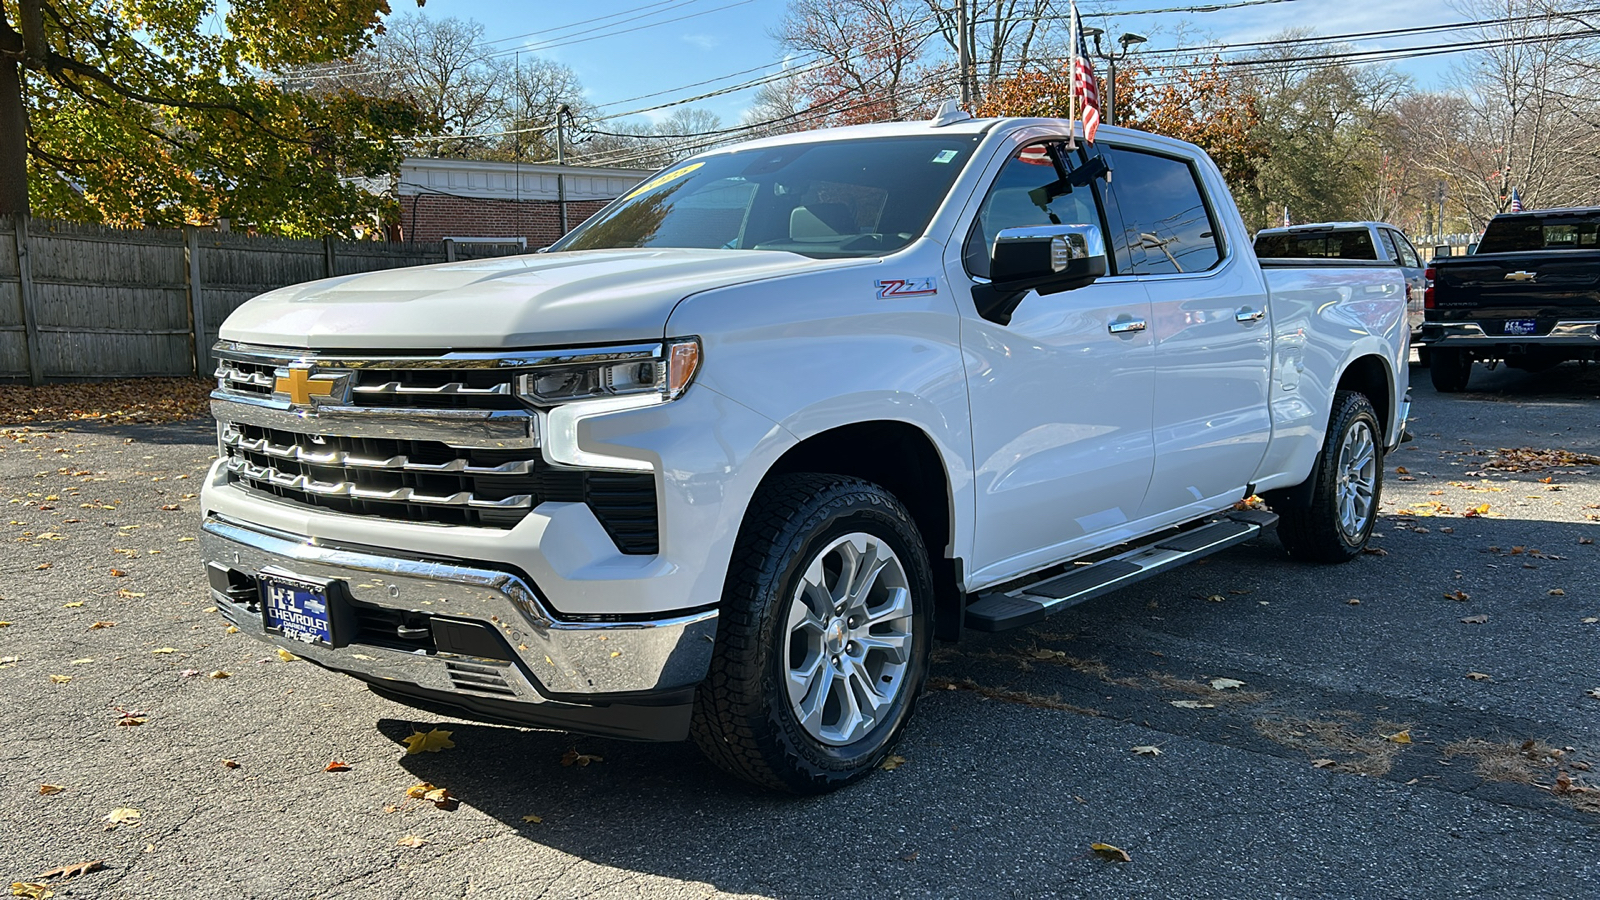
[946,140,1156,581]
[1093,143,1273,520]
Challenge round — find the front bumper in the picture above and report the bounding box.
[1417,320,1600,347]
[201,515,717,741]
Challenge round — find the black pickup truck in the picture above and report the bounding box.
[1419,207,1600,392]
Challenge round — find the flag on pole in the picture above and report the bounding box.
[1509,187,1524,213]
[1069,2,1101,143]
[1283,205,1291,227]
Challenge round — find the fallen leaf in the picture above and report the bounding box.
[108,569,127,577]
[1440,527,1454,534]
[1466,672,1493,682]
[31,860,103,881]
[1311,759,1337,769]
[1385,730,1413,744]
[48,675,70,684]
[1130,745,1163,757]
[1090,843,1131,863]
[9,883,54,899]
[1029,649,1064,660]
[275,648,297,662]
[1206,594,1225,603]
[561,748,604,766]
[150,647,177,654]
[1583,618,1599,625]
[1170,700,1215,709]
[115,716,146,726]
[159,504,180,511]
[1361,547,1388,556]
[521,814,543,824]
[1395,466,1409,475]
[179,669,200,677]
[61,600,89,609]
[1463,504,1491,518]
[221,759,240,769]
[324,760,351,772]
[89,621,115,629]
[1209,678,1245,691]
[103,808,141,829]
[0,656,18,667]
[1580,537,1594,545]
[224,625,239,635]
[1587,688,1600,701]
[1548,589,1566,596]
[396,835,427,849]
[401,728,455,755]
[1346,598,1361,606]
[880,754,907,771]
[1445,591,1471,602]
[38,784,65,795]
[1460,614,1489,624]
[115,590,144,599]
[207,670,230,679]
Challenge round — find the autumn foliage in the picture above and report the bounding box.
[978,57,1269,196]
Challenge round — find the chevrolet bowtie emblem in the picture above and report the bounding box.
[273,364,352,406]
[1504,271,1537,282]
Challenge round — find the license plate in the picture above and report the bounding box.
[1503,319,1538,335]
[260,568,335,646]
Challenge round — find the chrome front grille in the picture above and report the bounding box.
[211,342,660,550]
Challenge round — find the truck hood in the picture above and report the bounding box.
[218,248,846,350]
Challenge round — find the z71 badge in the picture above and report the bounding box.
[876,277,939,299]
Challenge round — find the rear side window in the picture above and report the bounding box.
[1099,146,1222,275]
[1255,229,1377,260]
[1477,216,1600,253]
[1389,230,1421,268]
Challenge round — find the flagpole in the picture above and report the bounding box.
[1068,0,1079,149]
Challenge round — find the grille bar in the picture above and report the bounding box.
[353,381,513,397]
[221,428,536,476]
[226,457,534,509]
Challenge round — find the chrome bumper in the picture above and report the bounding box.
[200,515,717,703]
[1418,321,1600,346]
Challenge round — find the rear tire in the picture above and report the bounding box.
[1430,349,1473,392]
[691,474,933,793]
[1275,391,1383,563]
[1414,345,1430,367]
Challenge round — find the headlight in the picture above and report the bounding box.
[515,338,701,406]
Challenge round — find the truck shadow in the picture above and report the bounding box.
[372,513,1597,896]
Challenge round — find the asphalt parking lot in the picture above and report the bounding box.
[3,360,1597,899]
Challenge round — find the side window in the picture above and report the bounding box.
[1099,146,1223,275]
[1391,230,1421,268]
[1377,228,1402,263]
[963,142,1106,280]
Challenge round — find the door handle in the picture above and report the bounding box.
[1108,318,1147,335]
[1235,308,1266,324]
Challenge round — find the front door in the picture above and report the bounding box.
[947,141,1156,585]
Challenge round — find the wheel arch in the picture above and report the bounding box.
[760,420,964,642]
[1334,352,1395,444]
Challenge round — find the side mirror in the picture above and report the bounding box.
[971,224,1108,325]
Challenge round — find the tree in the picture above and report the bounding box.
[976,56,1268,201]
[774,0,939,125]
[1,0,424,234]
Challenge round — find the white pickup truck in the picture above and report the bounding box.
[200,113,1410,793]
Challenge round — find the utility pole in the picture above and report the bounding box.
[956,0,971,108]
[555,103,570,235]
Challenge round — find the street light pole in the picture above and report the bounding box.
[555,103,570,235]
[1082,28,1146,127]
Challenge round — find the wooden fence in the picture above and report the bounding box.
[0,215,525,384]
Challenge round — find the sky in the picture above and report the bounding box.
[409,0,1472,129]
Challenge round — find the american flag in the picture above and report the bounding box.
[1070,1,1101,143]
[1509,187,1524,213]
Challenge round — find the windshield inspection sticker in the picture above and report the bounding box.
[876,277,939,299]
[931,149,960,164]
[622,162,705,200]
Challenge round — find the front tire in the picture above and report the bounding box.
[1430,349,1473,392]
[692,474,934,793]
[1275,391,1383,563]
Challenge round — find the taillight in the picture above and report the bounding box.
[1424,266,1436,310]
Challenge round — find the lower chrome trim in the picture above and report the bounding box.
[200,515,716,699]
[211,393,539,450]
[1419,320,1600,346]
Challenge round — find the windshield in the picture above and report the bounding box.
[1477,214,1600,253]
[552,134,984,258]
[1254,229,1376,260]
